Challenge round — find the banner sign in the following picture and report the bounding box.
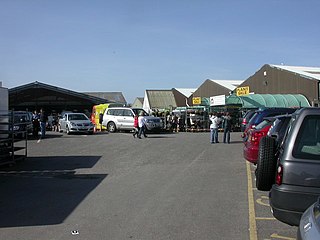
[210,95,226,106]
[236,86,250,96]
[192,97,201,105]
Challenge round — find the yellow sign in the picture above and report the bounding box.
[236,86,250,96]
[192,97,201,105]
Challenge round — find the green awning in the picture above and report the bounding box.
[226,94,310,109]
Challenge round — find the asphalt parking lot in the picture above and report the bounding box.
[0,131,297,240]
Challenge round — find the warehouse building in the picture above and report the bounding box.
[9,81,108,114]
[238,64,320,106]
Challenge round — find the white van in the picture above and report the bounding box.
[102,107,163,133]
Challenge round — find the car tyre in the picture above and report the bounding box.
[107,122,117,133]
[256,136,276,191]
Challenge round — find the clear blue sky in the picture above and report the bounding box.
[1,0,320,103]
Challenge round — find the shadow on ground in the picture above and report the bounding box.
[0,155,107,228]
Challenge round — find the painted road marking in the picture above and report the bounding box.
[246,161,257,240]
[270,233,296,240]
[256,196,270,207]
[256,217,276,220]
[247,163,295,240]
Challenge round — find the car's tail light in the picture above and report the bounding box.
[250,131,265,145]
[242,118,247,125]
[275,164,283,185]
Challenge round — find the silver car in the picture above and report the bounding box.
[102,107,163,133]
[59,113,94,135]
[297,197,320,240]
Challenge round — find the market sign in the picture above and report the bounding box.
[236,86,250,96]
[210,95,226,106]
[192,97,201,105]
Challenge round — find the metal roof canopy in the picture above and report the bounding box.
[145,90,177,109]
[226,94,310,109]
[9,81,107,112]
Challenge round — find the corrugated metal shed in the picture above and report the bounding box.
[174,88,197,98]
[9,81,106,112]
[209,80,244,90]
[83,92,126,104]
[191,79,244,100]
[238,64,320,105]
[146,90,177,109]
[270,65,320,81]
[143,90,177,113]
[132,97,144,108]
[226,94,310,109]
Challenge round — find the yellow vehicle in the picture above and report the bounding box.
[90,103,123,131]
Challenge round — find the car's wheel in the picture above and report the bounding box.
[107,122,117,133]
[256,136,276,191]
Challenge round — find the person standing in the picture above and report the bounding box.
[222,112,232,144]
[209,112,221,144]
[39,108,48,139]
[32,110,40,138]
[137,112,147,139]
[132,114,139,138]
[98,112,103,131]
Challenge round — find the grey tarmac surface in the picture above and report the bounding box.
[0,131,297,240]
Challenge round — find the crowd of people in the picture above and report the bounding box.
[30,107,235,144]
[31,109,60,141]
[209,112,232,144]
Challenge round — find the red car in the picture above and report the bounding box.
[243,118,275,164]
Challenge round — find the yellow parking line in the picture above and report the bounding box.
[247,161,258,240]
[270,233,296,240]
[256,217,276,220]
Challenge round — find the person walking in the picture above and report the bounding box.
[132,114,139,138]
[222,112,232,144]
[209,112,221,144]
[137,112,147,139]
[39,108,48,140]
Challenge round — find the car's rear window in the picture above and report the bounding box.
[268,117,291,136]
[255,119,273,130]
[243,110,255,122]
[293,115,320,160]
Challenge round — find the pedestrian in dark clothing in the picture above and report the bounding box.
[222,112,232,144]
[32,110,40,138]
[39,108,48,139]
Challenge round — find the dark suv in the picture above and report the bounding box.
[10,111,33,138]
[269,107,320,226]
[242,108,297,141]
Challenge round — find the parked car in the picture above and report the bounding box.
[59,113,94,135]
[240,110,256,132]
[243,117,275,164]
[10,111,33,138]
[90,103,124,130]
[242,108,297,141]
[102,107,163,133]
[269,107,320,226]
[255,114,292,191]
[297,197,320,240]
